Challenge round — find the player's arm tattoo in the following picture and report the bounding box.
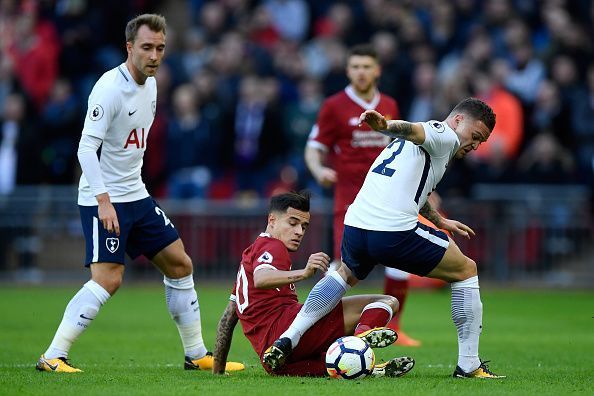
[213,301,239,374]
[378,120,415,140]
[420,200,443,228]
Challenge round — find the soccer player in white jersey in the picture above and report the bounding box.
[36,14,244,373]
[264,98,505,379]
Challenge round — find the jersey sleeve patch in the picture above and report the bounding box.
[89,104,105,121]
[257,251,273,264]
[429,120,445,133]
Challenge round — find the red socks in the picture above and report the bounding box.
[354,302,393,335]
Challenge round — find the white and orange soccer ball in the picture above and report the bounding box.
[325,336,375,379]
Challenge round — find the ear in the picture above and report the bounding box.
[126,41,133,55]
[268,213,276,228]
[453,113,464,127]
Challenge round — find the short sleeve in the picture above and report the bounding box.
[252,239,292,273]
[307,100,337,151]
[81,80,120,140]
[420,120,459,158]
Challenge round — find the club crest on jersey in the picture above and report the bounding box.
[257,251,273,264]
[349,117,359,126]
[89,104,104,121]
[106,238,119,253]
[430,121,445,133]
[152,100,156,116]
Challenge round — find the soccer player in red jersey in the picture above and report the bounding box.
[212,191,414,377]
[305,44,420,346]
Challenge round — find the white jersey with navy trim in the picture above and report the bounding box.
[344,120,460,231]
[78,63,157,206]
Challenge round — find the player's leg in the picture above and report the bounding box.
[341,295,415,378]
[38,204,128,372]
[151,238,210,366]
[342,294,397,335]
[341,294,398,348]
[426,239,504,378]
[384,267,421,346]
[135,199,243,371]
[329,210,346,271]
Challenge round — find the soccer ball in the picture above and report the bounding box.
[325,336,375,379]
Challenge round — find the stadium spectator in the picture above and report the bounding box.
[6,7,60,111]
[570,62,594,182]
[166,84,214,198]
[40,78,82,184]
[0,92,38,190]
[221,74,287,196]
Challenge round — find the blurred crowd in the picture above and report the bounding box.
[1,0,593,200]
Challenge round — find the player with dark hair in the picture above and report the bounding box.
[265,98,506,379]
[305,43,420,346]
[35,14,243,373]
[212,191,415,377]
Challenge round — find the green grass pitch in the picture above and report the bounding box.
[0,284,592,395]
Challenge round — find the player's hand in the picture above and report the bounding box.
[315,167,337,188]
[439,218,475,239]
[359,110,388,131]
[97,193,120,236]
[303,252,331,278]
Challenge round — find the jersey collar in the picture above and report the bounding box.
[345,85,380,110]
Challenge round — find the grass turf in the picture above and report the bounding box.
[0,284,592,395]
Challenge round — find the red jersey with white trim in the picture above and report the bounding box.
[306,85,399,213]
[230,233,299,355]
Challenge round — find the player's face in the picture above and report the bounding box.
[451,114,491,159]
[268,208,310,252]
[127,25,166,82]
[346,55,380,94]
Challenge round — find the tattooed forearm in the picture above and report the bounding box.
[420,201,443,227]
[378,120,414,139]
[213,301,239,374]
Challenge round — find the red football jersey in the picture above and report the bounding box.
[231,233,300,355]
[307,85,399,213]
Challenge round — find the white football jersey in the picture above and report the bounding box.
[78,63,157,205]
[344,120,460,231]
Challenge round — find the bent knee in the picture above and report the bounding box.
[451,258,478,282]
[383,295,400,314]
[168,253,194,277]
[93,274,123,295]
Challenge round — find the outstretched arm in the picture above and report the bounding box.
[253,252,330,289]
[359,110,426,145]
[420,200,476,239]
[213,300,239,374]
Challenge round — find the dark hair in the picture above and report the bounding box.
[125,14,167,43]
[450,97,496,131]
[269,191,311,213]
[347,44,378,61]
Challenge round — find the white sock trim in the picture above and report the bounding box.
[163,274,194,289]
[83,280,110,304]
[451,275,479,289]
[328,270,350,291]
[363,301,393,318]
[385,267,409,280]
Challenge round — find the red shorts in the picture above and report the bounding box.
[261,301,345,376]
